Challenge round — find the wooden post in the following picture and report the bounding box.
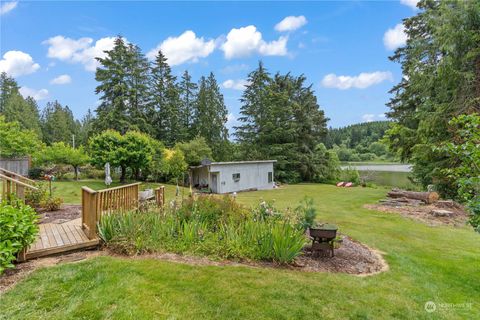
[82,187,98,239]
[155,186,165,207]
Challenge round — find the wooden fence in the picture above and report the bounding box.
[0,157,30,176]
[81,183,165,239]
[0,168,37,202]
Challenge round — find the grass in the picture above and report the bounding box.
[1,183,479,319]
[46,179,187,204]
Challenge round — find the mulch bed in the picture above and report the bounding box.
[112,235,388,276]
[364,200,468,227]
[37,205,82,224]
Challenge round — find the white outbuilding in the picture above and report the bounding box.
[190,159,276,194]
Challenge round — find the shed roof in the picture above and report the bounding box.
[190,160,276,169]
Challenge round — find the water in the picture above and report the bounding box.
[341,163,418,189]
[341,164,412,172]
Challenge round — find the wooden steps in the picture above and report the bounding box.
[24,219,99,260]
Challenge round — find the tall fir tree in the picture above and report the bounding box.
[385,0,480,197]
[41,101,79,145]
[95,36,150,134]
[150,50,181,146]
[0,73,42,137]
[0,72,19,113]
[178,70,197,141]
[235,64,328,182]
[235,61,271,159]
[193,73,229,160]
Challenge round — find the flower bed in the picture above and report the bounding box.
[98,196,311,264]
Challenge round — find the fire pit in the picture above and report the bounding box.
[309,223,338,257]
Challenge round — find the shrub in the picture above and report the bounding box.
[0,200,39,273]
[98,197,308,264]
[40,197,63,211]
[25,181,48,208]
[340,166,360,184]
[295,197,317,231]
[28,167,45,179]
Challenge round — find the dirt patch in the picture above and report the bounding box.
[299,236,388,275]
[0,251,104,294]
[37,205,81,224]
[365,201,468,227]
[108,235,388,276]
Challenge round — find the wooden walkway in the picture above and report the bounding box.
[25,219,99,260]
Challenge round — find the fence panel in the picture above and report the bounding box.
[0,157,30,176]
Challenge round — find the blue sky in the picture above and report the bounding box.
[0,0,418,130]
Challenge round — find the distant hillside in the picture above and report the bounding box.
[325,121,396,162]
[325,121,391,149]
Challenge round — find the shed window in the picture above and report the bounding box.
[232,173,240,182]
[268,172,273,183]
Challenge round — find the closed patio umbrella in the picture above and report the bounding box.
[105,162,112,186]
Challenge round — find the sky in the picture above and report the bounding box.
[0,0,419,131]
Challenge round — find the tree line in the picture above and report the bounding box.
[0,37,335,183]
[325,121,396,162]
[386,0,480,231]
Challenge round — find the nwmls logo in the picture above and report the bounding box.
[424,301,436,313]
[424,301,473,313]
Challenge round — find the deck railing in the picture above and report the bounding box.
[0,171,37,203]
[81,183,165,239]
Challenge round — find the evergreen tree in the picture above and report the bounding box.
[178,70,197,141]
[193,73,229,160]
[150,50,181,146]
[385,0,480,196]
[95,36,150,134]
[235,61,271,159]
[0,73,42,137]
[0,72,19,113]
[235,64,328,182]
[78,109,95,146]
[41,101,79,145]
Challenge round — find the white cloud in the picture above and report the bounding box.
[274,15,307,32]
[19,87,49,101]
[0,51,40,77]
[222,79,249,91]
[221,25,288,59]
[400,0,419,10]
[50,74,72,85]
[321,71,393,90]
[383,23,407,50]
[43,35,117,71]
[362,114,376,122]
[0,1,17,15]
[147,30,215,66]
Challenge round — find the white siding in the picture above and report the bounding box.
[211,162,274,194]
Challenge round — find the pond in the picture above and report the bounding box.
[341,163,418,190]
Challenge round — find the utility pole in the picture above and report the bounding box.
[72,134,75,149]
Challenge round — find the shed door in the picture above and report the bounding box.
[210,173,218,193]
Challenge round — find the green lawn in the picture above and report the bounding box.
[1,184,479,319]
[48,179,187,204]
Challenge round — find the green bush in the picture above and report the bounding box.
[295,197,317,231]
[98,197,308,264]
[25,182,48,208]
[0,200,39,273]
[40,197,63,211]
[340,166,360,184]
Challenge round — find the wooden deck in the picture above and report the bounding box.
[25,219,99,260]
